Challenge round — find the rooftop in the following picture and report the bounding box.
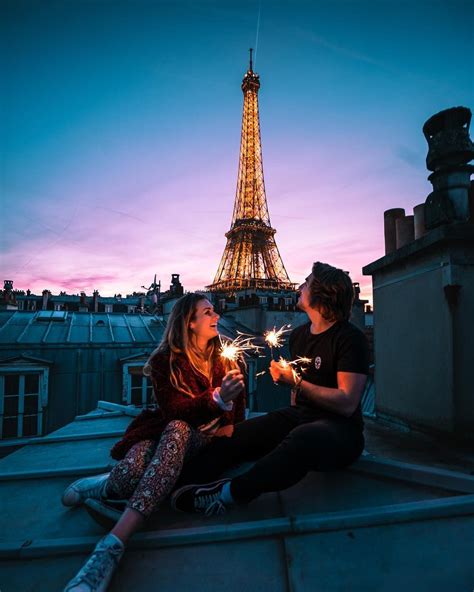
[0,311,246,347]
[1,404,473,591]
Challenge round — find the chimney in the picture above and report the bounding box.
[0,280,18,311]
[92,290,99,313]
[395,215,415,249]
[79,292,88,312]
[42,289,50,310]
[170,274,184,297]
[413,203,426,239]
[423,107,474,229]
[384,209,405,254]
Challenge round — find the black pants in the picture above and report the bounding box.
[177,405,364,503]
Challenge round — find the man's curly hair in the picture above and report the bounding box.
[308,262,354,322]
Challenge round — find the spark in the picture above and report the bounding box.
[219,333,261,363]
[276,356,300,385]
[274,355,312,386]
[289,356,312,367]
[264,324,292,349]
[255,370,266,378]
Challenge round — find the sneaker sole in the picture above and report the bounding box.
[170,478,230,513]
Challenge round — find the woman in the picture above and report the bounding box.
[61,293,246,592]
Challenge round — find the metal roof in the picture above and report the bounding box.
[0,311,167,345]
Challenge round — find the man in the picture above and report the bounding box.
[172,261,369,515]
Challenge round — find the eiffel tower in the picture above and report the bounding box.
[207,50,296,294]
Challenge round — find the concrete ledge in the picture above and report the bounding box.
[0,464,114,482]
[31,431,124,446]
[352,454,474,493]
[363,222,474,276]
[2,493,473,559]
[74,411,124,421]
[0,431,124,449]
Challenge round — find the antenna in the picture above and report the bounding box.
[249,47,253,71]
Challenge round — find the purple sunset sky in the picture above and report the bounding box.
[2,0,473,304]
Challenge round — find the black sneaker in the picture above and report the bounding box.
[171,478,231,516]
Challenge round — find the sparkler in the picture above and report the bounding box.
[219,332,261,363]
[264,324,292,359]
[275,356,300,385]
[272,355,312,386]
[291,356,312,367]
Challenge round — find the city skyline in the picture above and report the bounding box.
[2,0,473,304]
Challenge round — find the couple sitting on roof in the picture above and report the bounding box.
[61,261,369,592]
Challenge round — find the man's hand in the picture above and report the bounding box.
[269,360,296,386]
[220,369,245,403]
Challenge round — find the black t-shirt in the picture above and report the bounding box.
[289,320,369,430]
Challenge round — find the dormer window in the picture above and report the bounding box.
[121,359,154,408]
[1,372,45,438]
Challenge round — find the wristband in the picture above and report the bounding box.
[212,388,234,411]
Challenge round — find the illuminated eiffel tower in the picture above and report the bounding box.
[207,50,295,294]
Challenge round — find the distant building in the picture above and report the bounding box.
[0,274,184,315]
[0,308,259,450]
[0,310,166,447]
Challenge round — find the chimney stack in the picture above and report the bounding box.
[92,290,99,313]
[384,209,405,254]
[423,107,474,228]
[42,289,50,310]
[395,215,415,249]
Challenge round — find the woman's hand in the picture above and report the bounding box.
[220,369,245,403]
[269,360,296,386]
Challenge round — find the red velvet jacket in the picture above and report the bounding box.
[110,351,246,460]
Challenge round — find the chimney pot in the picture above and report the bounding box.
[396,215,415,249]
[384,208,406,254]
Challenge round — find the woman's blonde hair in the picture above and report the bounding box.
[143,293,237,397]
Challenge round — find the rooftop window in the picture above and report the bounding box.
[36,311,67,322]
[0,371,45,439]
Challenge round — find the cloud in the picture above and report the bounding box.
[297,27,396,75]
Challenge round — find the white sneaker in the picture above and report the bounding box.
[62,473,110,507]
[63,534,124,592]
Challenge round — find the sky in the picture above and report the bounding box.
[1,0,473,304]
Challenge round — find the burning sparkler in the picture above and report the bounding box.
[219,332,261,363]
[264,324,292,360]
[291,356,312,367]
[275,356,300,385]
[272,355,312,386]
[264,324,292,349]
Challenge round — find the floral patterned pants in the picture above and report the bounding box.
[106,419,211,517]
